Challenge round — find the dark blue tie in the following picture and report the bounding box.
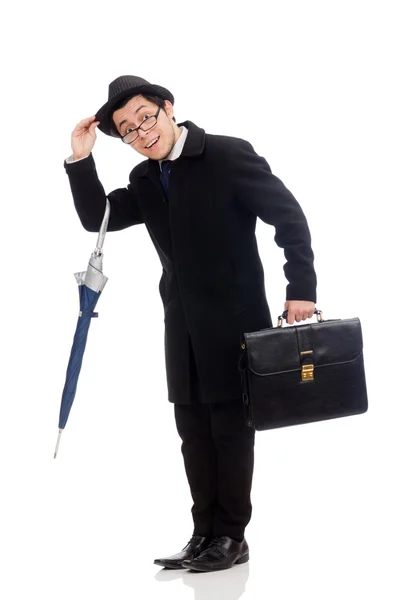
[160,160,171,201]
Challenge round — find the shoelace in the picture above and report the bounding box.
[208,536,230,555]
[183,534,206,550]
[210,536,229,546]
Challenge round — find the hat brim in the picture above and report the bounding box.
[95,84,174,138]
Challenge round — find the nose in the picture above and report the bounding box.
[138,129,152,146]
[138,127,150,140]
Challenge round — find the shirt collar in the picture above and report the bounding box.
[159,125,188,170]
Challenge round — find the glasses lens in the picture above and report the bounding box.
[122,115,157,143]
[123,131,139,144]
[140,115,156,131]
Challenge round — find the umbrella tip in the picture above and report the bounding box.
[54,429,63,459]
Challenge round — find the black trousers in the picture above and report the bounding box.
[173,338,255,541]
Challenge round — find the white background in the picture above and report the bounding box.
[1,1,395,598]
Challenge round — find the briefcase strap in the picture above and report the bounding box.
[295,326,315,381]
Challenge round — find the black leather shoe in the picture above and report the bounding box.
[153,534,212,569]
[182,535,249,572]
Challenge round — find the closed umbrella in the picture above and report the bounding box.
[54,200,110,458]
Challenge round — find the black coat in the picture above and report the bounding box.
[64,120,317,404]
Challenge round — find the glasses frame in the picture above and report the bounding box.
[121,105,162,144]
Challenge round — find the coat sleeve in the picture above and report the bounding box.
[63,153,144,232]
[231,139,317,303]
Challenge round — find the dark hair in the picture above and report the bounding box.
[111,93,176,136]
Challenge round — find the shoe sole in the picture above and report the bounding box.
[153,560,188,569]
[183,552,249,572]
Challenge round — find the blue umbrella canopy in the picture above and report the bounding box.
[54,201,110,458]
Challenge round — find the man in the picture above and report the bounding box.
[64,75,317,572]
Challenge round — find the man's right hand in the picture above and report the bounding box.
[71,115,100,160]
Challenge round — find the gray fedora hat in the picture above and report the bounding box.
[95,75,174,138]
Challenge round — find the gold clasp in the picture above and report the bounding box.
[301,364,314,381]
[300,350,314,381]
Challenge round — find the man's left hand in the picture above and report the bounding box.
[283,300,316,325]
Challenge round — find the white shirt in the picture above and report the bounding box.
[65,125,188,172]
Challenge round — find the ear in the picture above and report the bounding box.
[163,99,174,119]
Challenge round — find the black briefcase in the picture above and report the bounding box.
[238,309,368,430]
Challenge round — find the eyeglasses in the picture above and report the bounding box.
[121,106,162,144]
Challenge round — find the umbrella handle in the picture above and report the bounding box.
[94,199,111,256]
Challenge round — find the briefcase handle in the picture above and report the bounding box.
[277,308,324,327]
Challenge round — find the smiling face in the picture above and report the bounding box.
[112,95,181,160]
